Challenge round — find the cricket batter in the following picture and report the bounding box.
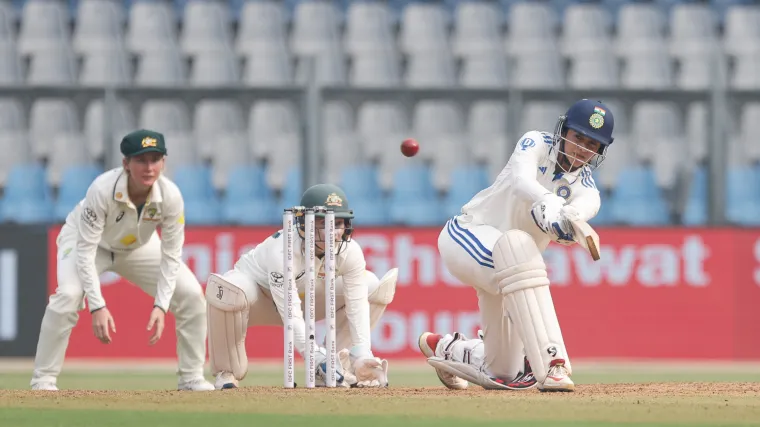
[418,99,615,392]
[205,184,396,389]
[30,130,214,391]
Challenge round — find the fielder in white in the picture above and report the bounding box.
[419,99,616,392]
[30,130,214,391]
[206,184,396,389]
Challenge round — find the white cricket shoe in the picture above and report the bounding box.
[31,382,58,391]
[178,377,215,391]
[537,359,574,392]
[418,332,468,390]
[213,372,239,390]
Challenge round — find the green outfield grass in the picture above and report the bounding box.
[1,361,760,427]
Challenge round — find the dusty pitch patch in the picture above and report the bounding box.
[4,382,760,401]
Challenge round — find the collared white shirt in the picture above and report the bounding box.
[66,168,186,311]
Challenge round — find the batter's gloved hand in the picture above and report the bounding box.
[315,346,348,388]
[531,194,565,235]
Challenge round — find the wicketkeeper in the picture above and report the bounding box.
[205,184,396,389]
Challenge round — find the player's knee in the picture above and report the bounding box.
[48,287,84,313]
[492,230,549,295]
[368,268,397,305]
[205,272,250,312]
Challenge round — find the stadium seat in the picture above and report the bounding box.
[561,3,613,57]
[290,0,341,56]
[506,1,558,56]
[194,99,245,161]
[27,45,78,85]
[740,103,760,163]
[221,165,280,225]
[726,166,760,226]
[588,198,614,226]
[722,4,760,57]
[350,196,390,226]
[18,0,70,55]
[0,1,14,43]
[443,165,489,217]
[511,48,565,89]
[349,50,402,87]
[83,98,136,161]
[29,98,80,161]
[242,48,294,86]
[459,54,509,88]
[180,0,232,55]
[47,132,92,187]
[80,48,132,86]
[340,165,383,199]
[0,163,54,224]
[0,42,23,84]
[135,47,187,87]
[452,1,502,56]
[344,0,395,54]
[609,166,671,225]
[53,165,103,221]
[399,2,449,54]
[172,165,221,225]
[139,100,191,134]
[73,0,124,54]
[210,133,249,190]
[126,0,177,54]
[568,53,620,89]
[682,166,708,226]
[0,131,30,188]
[235,0,288,55]
[190,48,240,87]
[294,45,347,86]
[669,4,717,59]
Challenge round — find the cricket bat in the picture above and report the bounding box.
[569,218,601,261]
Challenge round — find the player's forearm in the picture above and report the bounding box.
[76,242,105,311]
[512,175,553,204]
[567,191,601,222]
[344,282,372,358]
[155,243,182,311]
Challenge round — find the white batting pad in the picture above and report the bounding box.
[427,357,511,390]
[205,273,251,380]
[492,230,571,383]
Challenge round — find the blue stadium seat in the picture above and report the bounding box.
[609,165,671,225]
[391,164,436,199]
[1,163,54,223]
[282,166,303,203]
[225,165,273,199]
[726,165,760,226]
[388,164,443,225]
[54,165,103,222]
[711,0,754,24]
[221,164,279,225]
[172,165,221,224]
[589,198,614,226]
[350,196,390,226]
[340,164,382,199]
[443,165,489,218]
[682,166,708,226]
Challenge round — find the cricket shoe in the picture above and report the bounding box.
[178,377,215,391]
[213,372,239,390]
[504,357,537,390]
[31,382,58,391]
[418,332,468,390]
[537,359,574,392]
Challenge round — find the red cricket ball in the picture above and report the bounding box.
[401,138,419,157]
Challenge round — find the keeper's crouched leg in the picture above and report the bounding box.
[492,230,574,392]
[205,271,254,389]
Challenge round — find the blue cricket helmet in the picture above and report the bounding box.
[561,99,615,146]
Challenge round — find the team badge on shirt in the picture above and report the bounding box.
[556,185,572,200]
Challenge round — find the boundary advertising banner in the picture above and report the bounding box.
[0,225,49,357]
[43,226,760,360]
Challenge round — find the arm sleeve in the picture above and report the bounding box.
[154,192,185,312]
[76,186,108,312]
[507,134,554,204]
[268,264,308,356]
[566,169,602,221]
[340,244,372,359]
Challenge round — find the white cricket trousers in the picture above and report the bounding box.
[31,224,208,386]
[437,215,526,380]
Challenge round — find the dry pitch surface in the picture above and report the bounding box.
[2,361,760,427]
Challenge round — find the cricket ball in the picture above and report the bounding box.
[401,138,419,157]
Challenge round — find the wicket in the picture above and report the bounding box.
[283,206,337,388]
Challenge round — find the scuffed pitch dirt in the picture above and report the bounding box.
[4,382,760,401]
